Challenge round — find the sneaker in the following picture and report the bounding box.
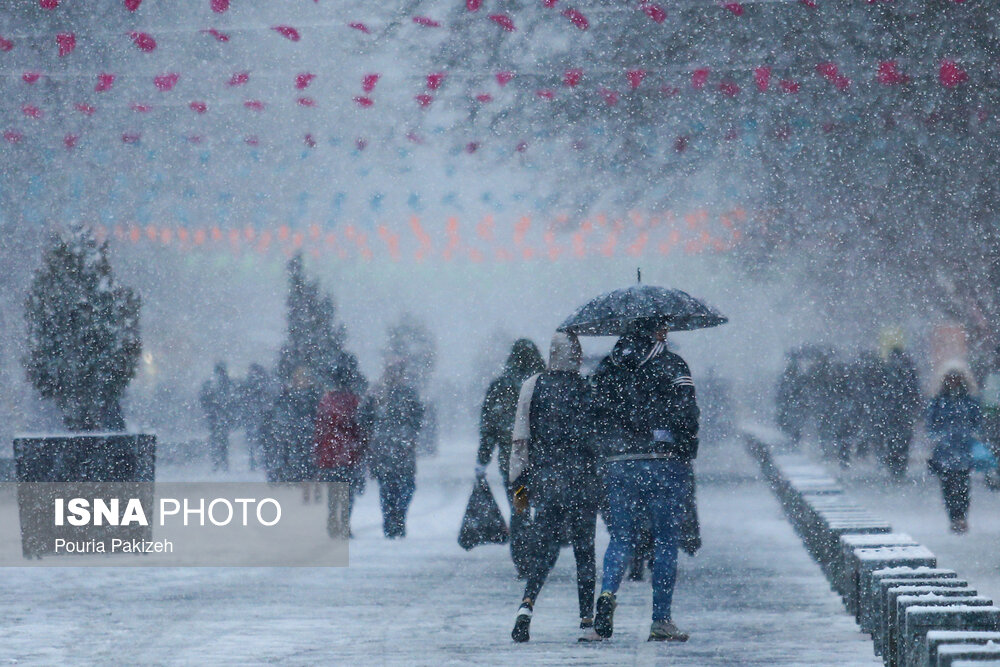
[594,592,616,639]
[648,619,689,642]
[580,617,593,630]
[511,600,533,643]
[950,518,968,534]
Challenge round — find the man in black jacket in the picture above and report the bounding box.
[508,332,599,643]
[587,326,699,643]
[475,339,545,577]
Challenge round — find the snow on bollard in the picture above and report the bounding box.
[876,579,967,657]
[934,642,1000,666]
[926,631,1000,666]
[901,605,1000,667]
[854,546,937,626]
[887,591,985,666]
[840,536,919,611]
[819,521,892,586]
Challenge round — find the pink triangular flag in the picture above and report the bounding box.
[124,0,142,11]
[640,3,666,23]
[56,32,76,57]
[296,72,316,89]
[22,72,42,84]
[211,0,229,12]
[496,71,514,86]
[129,32,156,51]
[189,101,207,113]
[626,69,646,89]
[202,28,230,42]
[348,22,370,33]
[564,69,583,87]
[362,73,379,92]
[412,16,441,27]
[489,14,516,31]
[754,66,771,92]
[228,71,249,86]
[272,26,300,41]
[562,8,589,29]
[427,73,446,90]
[154,72,179,91]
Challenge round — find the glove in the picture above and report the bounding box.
[513,485,529,514]
[474,463,487,479]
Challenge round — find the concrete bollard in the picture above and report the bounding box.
[855,546,936,624]
[819,523,893,588]
[875,579,967,657]
[901,605,1000,667]
[886,592,986,666]
[935,643,1000,666]
[841,538,921,612]
[926,631,1000,666]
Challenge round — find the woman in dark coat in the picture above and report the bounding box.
[271,367,322,496]
[361,361,425,538]
[926,363,981,534]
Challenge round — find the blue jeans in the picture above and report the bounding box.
[600,459,687,621]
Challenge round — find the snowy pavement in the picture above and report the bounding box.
[831,448,1000,606]
[0,438,879,666]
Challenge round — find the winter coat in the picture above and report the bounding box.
[590,333,700,461]
[313,390,364,469]
[926,392,981,472]
[360,381,424,479]
[477,339,546,479]
[879,349,921,432]
[272,386,322,481]
[509,332,595,486]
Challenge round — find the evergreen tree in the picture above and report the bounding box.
[278,253,359,387]
[23,224,141,431]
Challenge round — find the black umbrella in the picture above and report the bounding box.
[557,285,727,336]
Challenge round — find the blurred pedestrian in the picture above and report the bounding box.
[314,364,366,539]
[200,362,235,472]
[508,332,598,642]
[587,325,699,642]
[926,363,981,533]
[878,346,921,480]
[361,361,425,538]
[240,363,277,471]
[475,338,546,577]
[272,366,322,494]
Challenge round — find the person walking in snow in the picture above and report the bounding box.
[508,332,599,643]
[586,325,699,642]
[240,363,277,472]
[475,338,546,577]
[926,363,981,534]
[877,346,921,480]
[271,366,322,490]
[314,364,367,539]
[361,361,425,538]
[200,362,235,472]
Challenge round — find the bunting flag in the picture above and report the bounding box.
[90,208,748,263]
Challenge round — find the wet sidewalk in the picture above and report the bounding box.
[0,438,878,665]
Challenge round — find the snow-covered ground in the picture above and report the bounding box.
[0,436,880,665]
[829,446,1000,606]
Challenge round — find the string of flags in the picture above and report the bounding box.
[89,208,748,263]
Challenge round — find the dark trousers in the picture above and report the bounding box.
[938,469,971,522]
[376,464,415,538]
[522,470,598,620]
[882,426,913,478]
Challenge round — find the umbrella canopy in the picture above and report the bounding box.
[557,285,727,336]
